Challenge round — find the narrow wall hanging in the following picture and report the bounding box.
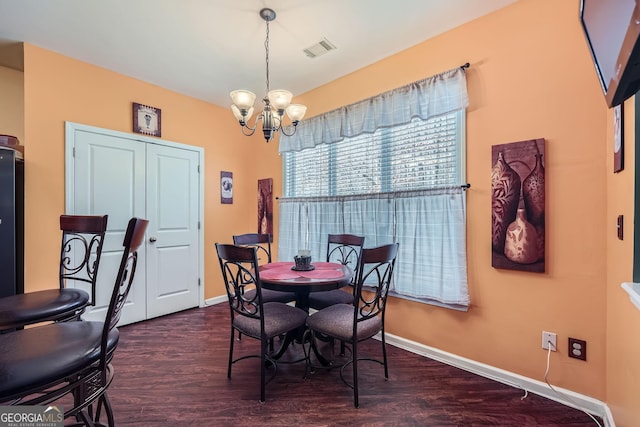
[258,178,273,235]
[613,103,624,173]
[491,138,545,273]
[221,171,233,204]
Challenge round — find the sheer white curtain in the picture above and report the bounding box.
[278,188,469,308]
[393,188,468,306]
[278,198,343,262]
[306,200,343,260]
[277,201,307,262]
[343,195,395,247]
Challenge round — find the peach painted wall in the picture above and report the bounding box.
[20,44,282,301]
[606,100,640,424]
[13,0,640,423]
[290,0,611,402]
[0,65,24,142]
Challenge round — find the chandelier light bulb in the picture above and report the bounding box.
[267,90,293,111]
[286,104,307,122]
[230,90,256,110]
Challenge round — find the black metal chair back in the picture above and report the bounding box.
[306,234,365,313]
[217,243,264,327]
[232,233,272,264]
[353,243,399,331]
[231,234,295,306]
[59,214,109,306]
[327,233,365,274]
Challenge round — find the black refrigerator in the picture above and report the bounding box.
[0,146,24,297]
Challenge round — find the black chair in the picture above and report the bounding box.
[0,217,148,426]
[216,243,308,403]
[232,233,296,304]
[0,215,108,332]
[304,243,399,408]
[307,233,365,310]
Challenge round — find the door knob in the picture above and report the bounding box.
[149,237,157,243]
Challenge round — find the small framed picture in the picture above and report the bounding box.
[221,171,233,204]
[133,102,162,137]
[614,103,623,173]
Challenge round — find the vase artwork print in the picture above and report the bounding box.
[258,178,274,235]
[491,138,545,273]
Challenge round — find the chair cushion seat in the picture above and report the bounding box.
[308,289,354,310]
[0,289,90,330]
[0,321,118,399]
[243,288,297,304]
[234,302,307,339]
[306,304,382,341]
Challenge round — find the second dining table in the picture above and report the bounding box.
[258,261,353,362]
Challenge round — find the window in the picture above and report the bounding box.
[283,111,465,198]
[278,67,470,309]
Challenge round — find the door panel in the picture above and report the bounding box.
[145,143,199,318]
[73,130,147,324]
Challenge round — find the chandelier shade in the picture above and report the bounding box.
[229,8,306,142]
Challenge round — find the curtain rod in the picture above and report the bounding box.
[276,184,470,200]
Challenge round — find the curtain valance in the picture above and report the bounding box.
[279,66,469,153]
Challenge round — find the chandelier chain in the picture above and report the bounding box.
[265,19,270,94]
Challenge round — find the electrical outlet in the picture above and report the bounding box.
[542,331,557,351]
[568,337,587,361]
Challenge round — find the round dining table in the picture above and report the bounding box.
[259,261,353,363]
[259,261,353,312]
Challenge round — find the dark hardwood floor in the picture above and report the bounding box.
[107,304,602,426]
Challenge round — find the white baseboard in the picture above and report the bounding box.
[384,333,614,427]
[202,296,614,426]
[203,295,227,306]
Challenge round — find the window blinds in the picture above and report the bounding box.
[283,111,464,197]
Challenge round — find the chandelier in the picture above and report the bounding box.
[230,8,307,143]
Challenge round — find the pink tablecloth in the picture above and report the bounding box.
[259,261,346,280]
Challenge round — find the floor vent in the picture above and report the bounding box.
[303,38,337,58]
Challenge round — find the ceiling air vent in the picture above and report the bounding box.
[303,38,337,58]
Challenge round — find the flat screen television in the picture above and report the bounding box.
[580,0,640,108]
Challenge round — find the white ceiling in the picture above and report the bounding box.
[0,0,518,108]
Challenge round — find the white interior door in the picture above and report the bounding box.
[66,123,202,325]
[145,143,200,318]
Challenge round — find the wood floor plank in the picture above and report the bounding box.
[107,305,602,426]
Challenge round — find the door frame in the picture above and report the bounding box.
[64,121,205,309]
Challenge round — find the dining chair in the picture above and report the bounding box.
[0,217,148,426]
[232,233,296,304]
[0,214,108,332]
[216,243,308,403]
[307,233,365,310]
[304,242,399,408]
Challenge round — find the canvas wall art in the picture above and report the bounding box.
[258,178,273,235]
[221,171,233,204]
[491,138,545,273]
[613,103,624,173]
